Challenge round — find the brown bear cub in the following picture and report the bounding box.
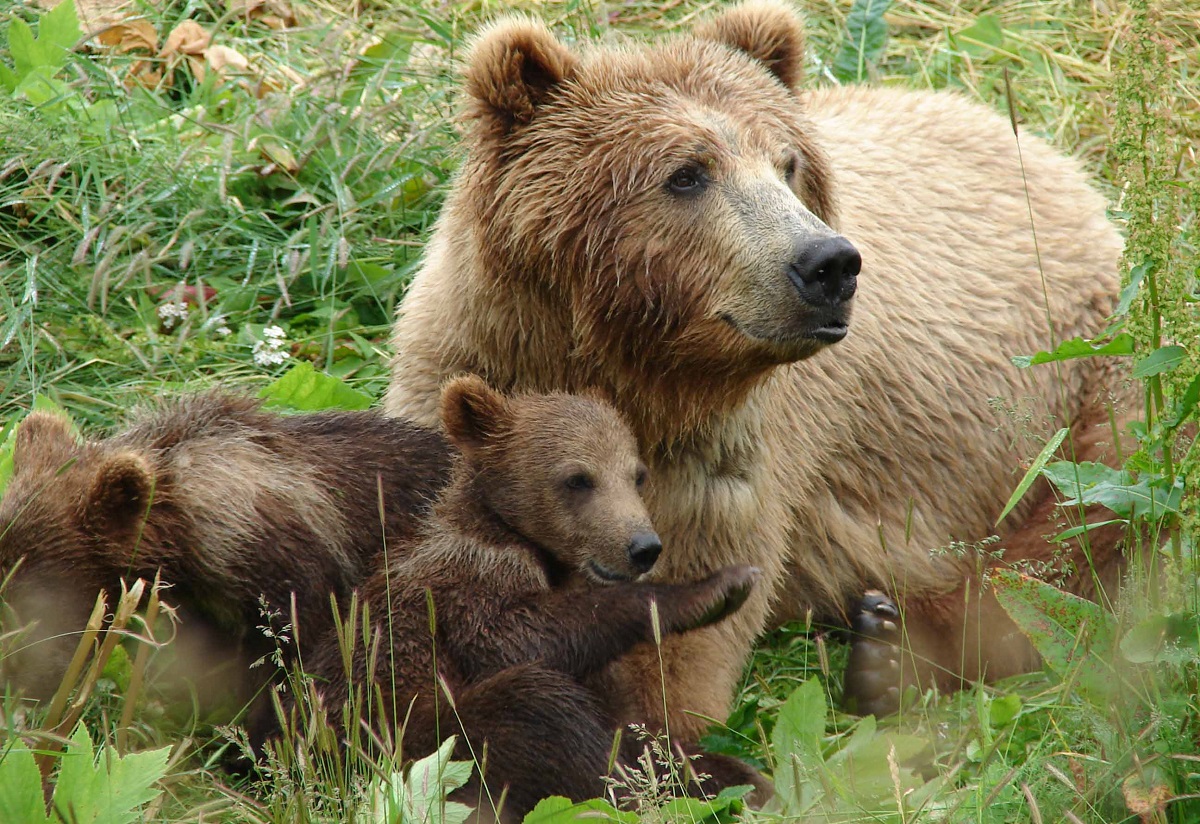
[0,394,452,710]
[301,375,762,821]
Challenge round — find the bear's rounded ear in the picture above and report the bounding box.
[14,412,79,476]
[85,451,154,539]
[440,375,512,453]
[694,1,806,92]
[463,17,578,138]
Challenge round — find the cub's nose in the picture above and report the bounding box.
[789,236,861,302]
[627,531,663,575]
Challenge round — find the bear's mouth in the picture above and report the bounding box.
[718,312,849,346]
[586,560,633,584]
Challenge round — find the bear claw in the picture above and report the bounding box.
[844,590,903,717]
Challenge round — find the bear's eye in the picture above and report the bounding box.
[667,165,706,196]
[564,473,595,492]
[635,468,649,489]
[782,155,798,183]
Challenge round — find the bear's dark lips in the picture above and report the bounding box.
[587,560,632,584]
[718,312,848,345]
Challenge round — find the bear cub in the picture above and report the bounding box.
[0,394,452,709]
[301,375,762,820]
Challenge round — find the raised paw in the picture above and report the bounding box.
[843,589,903,717]
[691,565,761,630]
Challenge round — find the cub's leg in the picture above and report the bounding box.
[418,664,615,824]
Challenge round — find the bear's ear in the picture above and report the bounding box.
[694,1,806,92]
[440,375,512,453]
[85,451,154,539]
[13,412,79,477]
[463,17,578,138]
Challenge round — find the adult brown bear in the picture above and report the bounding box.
[384,2,1126,731]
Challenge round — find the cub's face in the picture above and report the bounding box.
[458,3,860,378]
[0,414,153,700]
[441,377,660,583]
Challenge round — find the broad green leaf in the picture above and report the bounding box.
[0,63,17,92]
[770,678,826,813]
[992,570,1116,706]
[259,361,373,411]
[771,677,825,760]
[1120,613,1200,665]
[39,0,81,62]
[831,0,892,83]
[996,427,1067,525]
[523,796,637,824]
[0,743,52,824]
[988,693,1022,727]
[950,14,1004,57]
[49,724,171,824]
[1132,344,1186,378]
[659,793,745,824]
[8,18,39,77]
[1011,333,1134,368]
[1041,461,1180,520]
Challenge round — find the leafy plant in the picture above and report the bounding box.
[0,724,171,824]
[831,0,892,83]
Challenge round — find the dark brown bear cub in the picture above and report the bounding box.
[0,394,451,709]
[302,375,761,821]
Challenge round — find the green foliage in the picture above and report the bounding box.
[1010,334,1135,368]
[259,361,374,412]
[368,736,475,824]
[996,427,1066,524]
[0,0,80,94]
[992,570,1117,705]
[0,724,170,824]
[831,0,891,83]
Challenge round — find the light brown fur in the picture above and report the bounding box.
[384,2,1126,737]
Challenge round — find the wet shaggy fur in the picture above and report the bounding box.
[303,376,762,819]
[0,394,451,708]
[385,1,1127,736]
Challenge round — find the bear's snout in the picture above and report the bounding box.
[626,531,663,575]
[787,235,861,307]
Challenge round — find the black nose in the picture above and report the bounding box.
[627,531,663,574]
[788,236,861,302]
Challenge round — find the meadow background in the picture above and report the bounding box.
[0,0,1197,821]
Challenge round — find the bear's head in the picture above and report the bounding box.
[455,1,859,391]
[0,412,156,699]
[440,375,661,583]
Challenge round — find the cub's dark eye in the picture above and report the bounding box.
[667,165,706,196]
[564,473,595,492]
[635,468,649,489]
[782,155,798,183]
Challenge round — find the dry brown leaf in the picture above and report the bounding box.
[205,44,250,75]
[161,19,210,58]
[227,0,297,27]
[1122,775,1171,823]
[97,18,157,54]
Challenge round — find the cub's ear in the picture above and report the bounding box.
[85,451,155,539]
[13,412,79,476]
[694,1,807,92]
[440,375,512,453]
[463,17,578,138]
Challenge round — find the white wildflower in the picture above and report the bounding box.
[253,325,291,366]
[158,300,190,330]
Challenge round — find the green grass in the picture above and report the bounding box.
[1,0,1198,821]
